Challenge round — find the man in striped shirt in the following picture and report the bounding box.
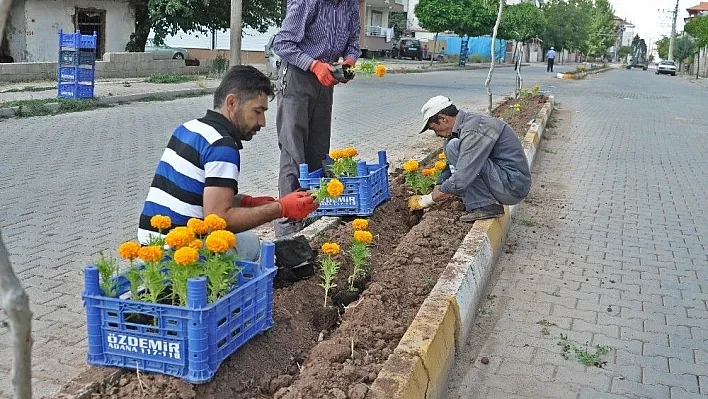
[271,0,361,238]
[138,65,319,260]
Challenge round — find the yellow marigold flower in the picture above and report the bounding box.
[209,230,236,249]
[150,215,171,231]
[352,218,369,231]
[165,226,195,249]
[204,214,227,231]
[438,153,446,160]
[326,179,344,197]
[329,149,344,159]
[174,247,199,266]
[403,160,419,173]
[434,160,447,171]
[118,242,140,260]
[343,147,358,158]
[375,64,387,78]
[421,168,435,177]
[189,239,203,250]
[205,235,231,254]
[138,245,163,263]
[187,218,208,236]
[353,230,373,244]
[321,242,340,256]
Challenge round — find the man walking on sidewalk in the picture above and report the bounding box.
[546,47,556,72]
[408,96,532,222]
[271,0,361,238]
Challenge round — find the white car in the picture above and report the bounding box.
[264,36,281,80]
[656,60,676,76]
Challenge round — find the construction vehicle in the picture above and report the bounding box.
[626,35,648,71]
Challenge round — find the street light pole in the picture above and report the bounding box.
[230,0,243,67]
[668,0,679,61]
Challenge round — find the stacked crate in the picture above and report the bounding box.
[58,29,97,99]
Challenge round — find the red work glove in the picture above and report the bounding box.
[240,195,276,207]
[276,191,319,220]
[342,57,356,67]
[310,60,338,87]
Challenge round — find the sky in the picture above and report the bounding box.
[609,0,700,47]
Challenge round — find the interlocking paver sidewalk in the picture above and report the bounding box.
[446,69,708,398]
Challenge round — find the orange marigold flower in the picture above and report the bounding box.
[321,242,340,255]
[174,247,199,266]
[353,230,373,244]
[209,230,236,249]
[204,214,227,231]
[343,147,358,158]
[150,215,171,231]
[438,153,446,160]
[205,235,231,254]
[326,179,344,197]
[165,227,195,249]
[189,239,203,250]
[421,168,435,177]
[118,241,140,260]
[187,218,208,235]
[352,218,369,231]
[434,160,447,171]
[329,149,344,159]
[138,245,163,263]
[403,160,419,173]
[375,64,387,78]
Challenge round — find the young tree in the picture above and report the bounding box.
[584,0,616,59]
[485,0,505,115]
[389,12,409,39]
[499,2,546,97]
[415,0,465,66]
[674,35,696,71]
[540,0,575,61]
[656,35,670,59]
[456,0,500,39]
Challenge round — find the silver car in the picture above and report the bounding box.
[145,39,190,60]
[264,36,281,80]
[656,60,676,76]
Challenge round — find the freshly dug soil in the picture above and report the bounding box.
[492,94,548,138]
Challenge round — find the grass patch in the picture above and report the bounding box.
[542,148,555,154]
[1,85,55,93]
[1,98,105,118]
[557,333,610,368]
[518,217,537,227]
[145,73,199,84]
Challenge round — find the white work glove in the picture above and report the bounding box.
[407,194,435,211]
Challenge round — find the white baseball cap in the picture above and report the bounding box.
[419,95,453,133]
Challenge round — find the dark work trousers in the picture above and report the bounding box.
[274,61,334,238]
[547,58,555,72]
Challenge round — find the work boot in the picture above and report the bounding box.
[459,203,505,223]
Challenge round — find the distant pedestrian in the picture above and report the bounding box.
[270,0,361,238]
[546,47,556,72]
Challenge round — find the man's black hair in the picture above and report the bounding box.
[427,104,459,127]
[213,65,275,109]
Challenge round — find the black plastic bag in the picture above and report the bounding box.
[274,235,316,284]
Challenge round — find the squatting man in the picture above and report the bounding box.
[408,96,532,222]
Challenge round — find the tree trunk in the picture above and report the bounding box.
[485,0,504,116]
[0,0,12,55]
[430,32,438,67]
[0,227,33,399]
[125,3,150,52]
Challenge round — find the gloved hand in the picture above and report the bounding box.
[342,57,356,67]
[276,191,319,220]
[407,194,435,211]
[310,60,338,87]
[240,195,276,207]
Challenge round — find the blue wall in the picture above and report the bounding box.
[436,36,506,61]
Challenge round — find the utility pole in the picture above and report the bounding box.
[230,0,243,67]
[667,0,679,61]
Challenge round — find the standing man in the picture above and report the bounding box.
[271,0,361,238]
[408,96,532,222]
[546,46,556,72]
[137,66,318,260]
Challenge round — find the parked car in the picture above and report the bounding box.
[145,39,190,60]
[264,36,281,80]
[655,60,677,76]
[393,38,422,61]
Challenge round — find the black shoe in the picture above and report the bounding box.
[459,204,505,223]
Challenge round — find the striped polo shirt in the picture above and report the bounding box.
[137,110,242,243]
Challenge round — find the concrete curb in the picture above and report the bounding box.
[557,67,612,80]
[367,95,555,399]
[387,63,514,75]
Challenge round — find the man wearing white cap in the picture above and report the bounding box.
[408,96,532,222]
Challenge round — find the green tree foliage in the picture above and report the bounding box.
[674,35,696,66]
[685,16,708,48]
[454,0,499,39]
[540,0,615,59]
[656,35,670,59]
[388,12,409,39]
[126,0,284,52]
[618,45,631,59]
[584,0,616,58]
[414,0,466,35]
[499,2,547,42]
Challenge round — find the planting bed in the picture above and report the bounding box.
[493,94,548,138]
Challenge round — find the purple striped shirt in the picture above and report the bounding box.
[271,0,361,72]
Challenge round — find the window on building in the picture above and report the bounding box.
[75,8,106,59]
[371,11,383,28]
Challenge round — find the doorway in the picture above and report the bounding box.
[74,8,106,59]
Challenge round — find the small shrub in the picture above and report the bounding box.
[145,73,198,84]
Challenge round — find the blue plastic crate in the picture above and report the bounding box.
[82,243,277,384]
[59,50,96,66]
[59,29,97,49]
[298,150,390,217]
[58,83,94,99]
[58,66,95,83]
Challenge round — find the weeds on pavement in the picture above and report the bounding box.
[557,333,610,368]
